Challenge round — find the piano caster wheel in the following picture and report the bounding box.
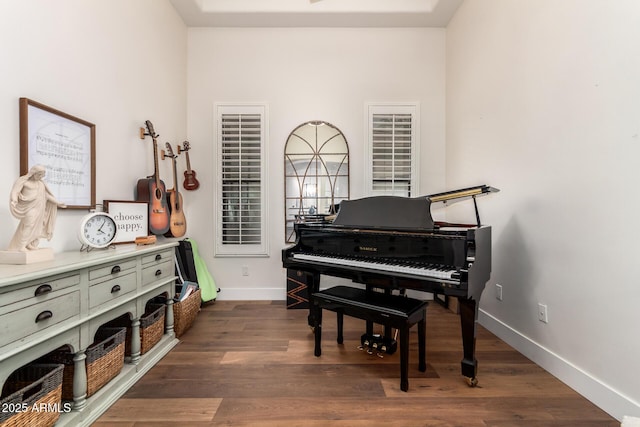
[465,377,478,387]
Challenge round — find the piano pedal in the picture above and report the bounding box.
[376,352,384,359]
[360,333,398,355]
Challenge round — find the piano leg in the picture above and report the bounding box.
[399,325,409,392]
[418,312,426,373]
[458,297,479,387]
[313,302,322,357]
[306,272,321,328]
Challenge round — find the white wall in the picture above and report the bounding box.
[4,0,635,420]
[185,27,447,300]
[0,0,187,251]
[447,0,640,420]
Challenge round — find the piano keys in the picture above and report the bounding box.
[282,186,496,386]
[291,252,461,282]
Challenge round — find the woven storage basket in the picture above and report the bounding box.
[173,288,201,338]
[0,364,64,427]
[103,304,165,356]
[85,327,126,397]
[137,304,165,355]
[45,327,126,400]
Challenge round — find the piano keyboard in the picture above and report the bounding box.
[292,253,459,281]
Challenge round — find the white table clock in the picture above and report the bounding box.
[78,211,118,251]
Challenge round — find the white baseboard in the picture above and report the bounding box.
[478,308,640,422]
[215,287,285,301]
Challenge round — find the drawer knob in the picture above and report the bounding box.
[35,310,53,323]
[155,254,162,261]
[111,265,121,274]
[34,284,53,296]
[155,269,162,277]
[111,285,121,293]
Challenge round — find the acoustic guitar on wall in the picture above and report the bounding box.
[162,142,187,238]
[179,141,200,191]
[135,120,170,235]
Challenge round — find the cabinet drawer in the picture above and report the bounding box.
[89,271,137,309]
[89,259,137,282]
[0,274,80,308]
[142,260,174,287]
[0,290,80,348]
[142,249,174,266]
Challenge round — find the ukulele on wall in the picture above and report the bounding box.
[161,142,187,237]
[179,141,200,191]
[135,120,170,235]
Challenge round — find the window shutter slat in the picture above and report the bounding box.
[371,111,414,197]
[220,112,263,246]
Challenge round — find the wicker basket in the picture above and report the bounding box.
[0,364,64,427]
[103,303,165,356]
[173,288,201,338]
[85,327,126,397]
[138,304,165,355]
[45,327,126,400]
[104,302,167,357]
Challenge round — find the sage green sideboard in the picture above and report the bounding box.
[0,240,180,426]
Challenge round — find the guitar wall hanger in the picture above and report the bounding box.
[139,126,155,140]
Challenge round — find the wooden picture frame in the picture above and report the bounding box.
[19,98,96,209]
[104,200,149,244]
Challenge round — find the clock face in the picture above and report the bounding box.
[80,213,117,248]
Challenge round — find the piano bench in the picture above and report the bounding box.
[311,285,428,392]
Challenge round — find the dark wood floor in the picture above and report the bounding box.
[94,300,618,426]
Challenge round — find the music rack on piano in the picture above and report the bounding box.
[282,184,498,386]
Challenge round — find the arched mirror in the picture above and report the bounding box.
[284,121,350,242]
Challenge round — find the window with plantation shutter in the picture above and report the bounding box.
[215,104,268,256]
[366,104,419,197]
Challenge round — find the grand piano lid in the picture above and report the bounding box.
[427,185,499,205]
[332,196,434,230]
[427,184,499,227]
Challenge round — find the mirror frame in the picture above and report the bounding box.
[284,120,350,242]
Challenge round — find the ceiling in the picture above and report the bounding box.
[169,0,464,28]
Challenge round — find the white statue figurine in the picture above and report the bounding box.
[7,165,66,252]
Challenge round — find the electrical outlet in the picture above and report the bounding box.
[241,265,249,276]
[538,303,548,323]
[495,284,503,301]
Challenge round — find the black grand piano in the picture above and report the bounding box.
[282,185,497,386]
